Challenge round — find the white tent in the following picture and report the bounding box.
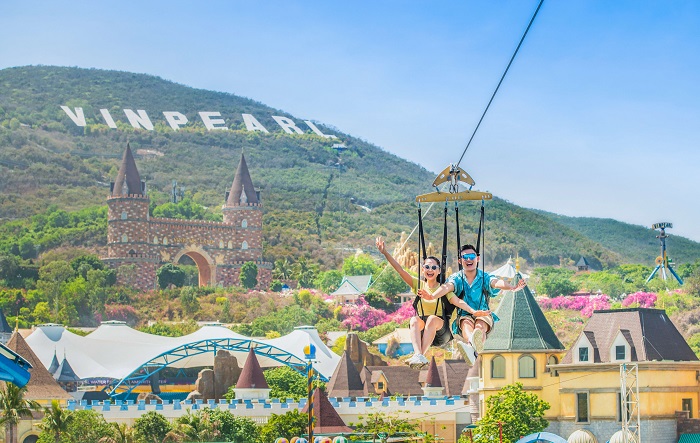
[25,322,340,381]
[490,257,529,280]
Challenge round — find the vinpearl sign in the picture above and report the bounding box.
[59,106,337,138]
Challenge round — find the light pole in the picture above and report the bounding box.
[304,343,317,443]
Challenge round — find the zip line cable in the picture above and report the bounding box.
[371,0,545,288]
[456,0,545,167]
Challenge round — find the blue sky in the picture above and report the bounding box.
[2,1,699,243]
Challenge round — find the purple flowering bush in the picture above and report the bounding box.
[621,291,657,308]
[340,298,388,331]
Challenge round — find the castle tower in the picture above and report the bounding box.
[105,144,158,289]
[222,153,263,263]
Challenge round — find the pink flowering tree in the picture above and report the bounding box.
[538,294,611,318]
[622,292,657,308]
[388,301,415,324]
[340,298,388,331]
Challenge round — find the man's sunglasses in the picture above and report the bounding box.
[461,253,478,261]
[423,264,440,270]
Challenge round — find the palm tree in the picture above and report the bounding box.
[98,422,135,443]
[273,258,293,280]
[0,382,41,443]
[38,400,73,443]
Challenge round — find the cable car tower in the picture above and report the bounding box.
[646,222,683,285]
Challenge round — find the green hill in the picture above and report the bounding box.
[1,65,698,270]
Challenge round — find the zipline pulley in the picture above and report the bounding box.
[416,164,492,203]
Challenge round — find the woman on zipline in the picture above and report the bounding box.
[419,244,526,363]
[376,236,453,366]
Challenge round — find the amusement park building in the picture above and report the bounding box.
[103,145,271,290]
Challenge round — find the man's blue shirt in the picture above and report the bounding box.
[447,269,500,321]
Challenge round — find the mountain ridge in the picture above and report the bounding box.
[1,65,698,270]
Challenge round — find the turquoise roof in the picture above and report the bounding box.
[679,434,700,443]
[485,275,564,351]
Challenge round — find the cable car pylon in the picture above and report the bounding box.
[646,222,683,285]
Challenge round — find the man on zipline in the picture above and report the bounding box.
[419,244,526,363]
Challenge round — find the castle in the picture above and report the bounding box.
[103,144,271,290]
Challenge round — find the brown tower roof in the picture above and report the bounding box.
[226,153,258,205]
[236,348,268,389]
[112,143,143,196]
[5,332,71,401]
[326,351,365,398]
[301,387,353,434]
[424,356,442,388]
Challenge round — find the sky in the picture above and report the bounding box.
[1,1,699,242]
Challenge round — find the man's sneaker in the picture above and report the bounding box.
[472,329,485,354]
[457,341,477,365]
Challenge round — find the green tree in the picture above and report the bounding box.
[363,289,393,311]
[156,264,186,289]
[133,411,171,443]
[61,409,115,443]
[0,383,42,443]
[342,254,378,276]
[172,409,221,442]
[0,254,20,284]
[351,411,419,441]
[373,267,409,298]
[314,270,342,293]
[263,366,312,401]
[36,260,75,316]
[208,410,259,443]
[70,254,104,279]
[469,383,549,443]
[240,261,258,289]
[37,400,73,443]
[180,287,200,316]
[539,275,579,297]
[272,259,293,280]
[270,280,283,291]
[292,257,318,288]
[259,410,307,442]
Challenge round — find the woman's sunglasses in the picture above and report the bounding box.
[422,264,440,270]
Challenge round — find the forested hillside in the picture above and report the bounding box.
[1,65,699,270]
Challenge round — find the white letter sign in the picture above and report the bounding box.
[199,112,228,130]
[60,106,86,127]
[272,116,304,134]
[100,109,118,128]
[304,120,337,139]
[163,112,189,130]
[242,114,269,133]
[124,109,154,130]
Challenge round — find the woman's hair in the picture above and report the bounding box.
[425,255,441,265]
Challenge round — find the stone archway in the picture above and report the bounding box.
[173,247,216,287]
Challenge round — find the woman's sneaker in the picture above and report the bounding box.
[472,329,485,354]
[406,353,422,366]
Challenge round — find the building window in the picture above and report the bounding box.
[241,219,248,228]
[242,241,249,250]
[153,236,158,244]
[163,237,168,245]
[683,398,693,418]
[547,355,559,377]
[121,211,127,220]
[228,241,233,249]
[491,355,505,379]
[578,347,589,362]
[121,234,128,243]
[518,355,536,378]
[219,240,224,248]
[615,345,625,360]
[576,392,589,423]
[377,381,384,390]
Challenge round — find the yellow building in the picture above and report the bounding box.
[476,278,700,443]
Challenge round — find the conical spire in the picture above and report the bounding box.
[301,387,353,434]
[424,356,442,388]
[326,350,365,398]
[486,275,564,351]
[0,308,11,334]
[48,350,60,374]
[226,153,258,205]
[112,143,143,196]
[5,331,72,401]
[236,348,268,389]
[54,356,80,382]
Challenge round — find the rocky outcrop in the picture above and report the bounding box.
[137,392,163,403]
[345,332,386,372]
[188,350,242,401]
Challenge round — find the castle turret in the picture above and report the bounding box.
[222,153,263,263]
[105,144,157,289]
